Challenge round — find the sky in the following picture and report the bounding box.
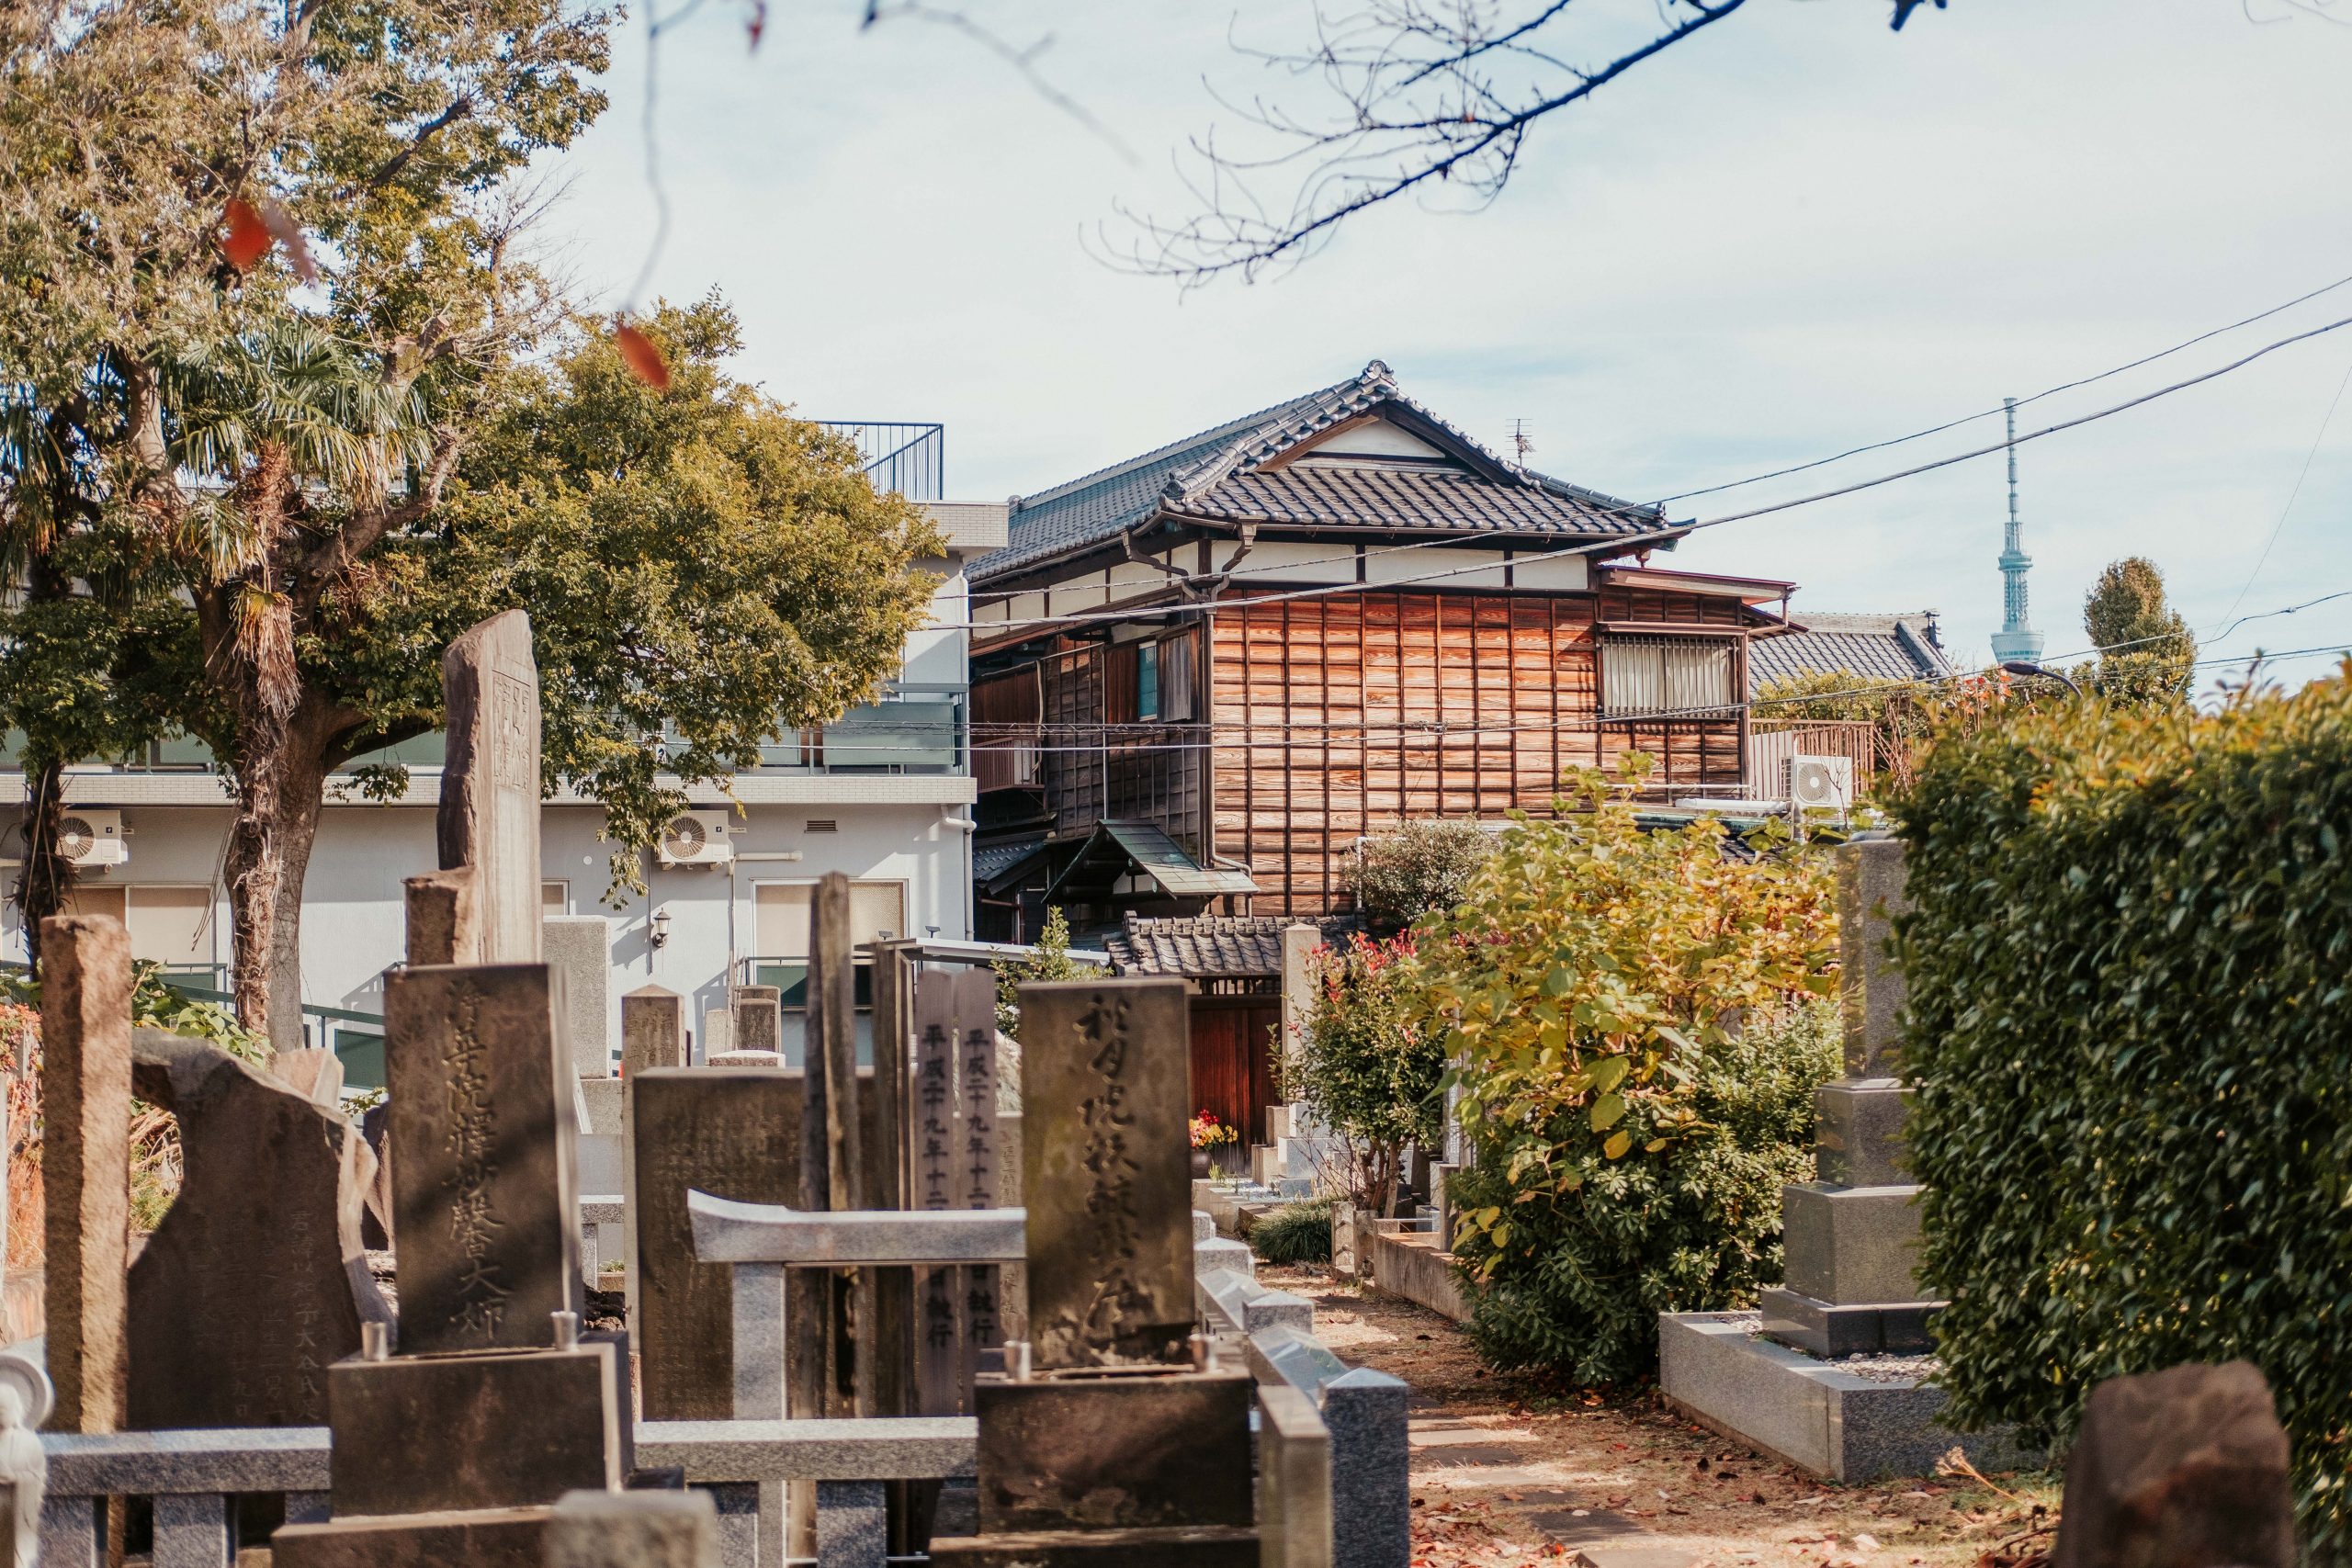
[534,0,2352,687]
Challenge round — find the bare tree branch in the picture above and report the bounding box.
[1109,0,1953,286]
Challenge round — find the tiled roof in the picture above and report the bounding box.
[973,361,1665,583]
[973,836,1049,886]
[1103,914,1361,980]
[1176,466,1655,536]
[1748,613,1954,694]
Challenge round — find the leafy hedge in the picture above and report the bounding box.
[1409,761,1841,1383]
[1893,676,2352,1555]
[1250,1199,1335,1266]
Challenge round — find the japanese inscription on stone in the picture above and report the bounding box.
[1019,977,1193,1370]
[914,972,964,1413]
[437,608,542,964]
[386,963,582,1354]
[956,971,1001,1376]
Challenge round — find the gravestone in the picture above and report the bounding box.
[404,868,480,967]
[1758,838,1939,1357]
[932,976,1258,1568]
[548,1489,719,1568]
[913,970,1002,1414]
[955,973,1002,1387]
[1018,979,1195,1370]
[546,916,615,1079]
[732,986,782,1060]
[2051,1361,2295,1568]
[126,1029,391,1428]
[438,608,541,964]
[628,1068,803,1420]
[383,963,583,1353]
[40,915,130,1433]
[622,985,687,1078]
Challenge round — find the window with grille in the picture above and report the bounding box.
[1600,636,1738,719]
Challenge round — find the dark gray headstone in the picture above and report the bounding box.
[1018,979,1194,1370]
[2051,1360,2295,1568]
[972,1372,1254,1533]
[384,963,582,1353]
[438,608,541,964]
[627,1067,802,1420]
[126,1030,391,1427]
[327,1343,623,1516]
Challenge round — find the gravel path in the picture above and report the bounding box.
[1256,1265,2059,1568]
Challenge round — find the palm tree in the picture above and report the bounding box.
[161,321,439,1043]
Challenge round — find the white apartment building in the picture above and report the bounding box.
[0,423,1004,1084]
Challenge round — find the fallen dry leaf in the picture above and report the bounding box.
[615,322,673,390]
[221,199,270,270]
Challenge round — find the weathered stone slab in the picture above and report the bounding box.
[623,986,687,1079]
[1837,840,1910,1078]
[1018,979,1195,1370]
[272,1505,553,1567]
[1758,1290,1936,1358]
[327,1343,622,1516]
[40,914,130,1434]
[403,867,480,966]
[1814,1079,1908,1188]
[687,1191,1023,1266]
[548,1488,718,1568]
[547,916,615,1078]
[928,1527,1260,1568]
[733,987,781,1059]
[1323,1367,1410,1568]
[628,1069,802,1420]
[384,963,582,1353]
[2050,1360,2294,1568]
[126,1029,390,1428]
[437,608,542,964]
[973,1371,1253,1533]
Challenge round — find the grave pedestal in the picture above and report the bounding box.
[971,1371,1254,1534]
[328,1344,624,1516]
[272,1505,555,1567]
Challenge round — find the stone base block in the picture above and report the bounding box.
[1758,1289,1939,1357]
[1780,1183,1923,1305]
[1814,1079,1909,1188]
[1658,1313,2031,1482]
[329,1344,623,1516]
[929,1526,1261,1568]
[272,1506,553,1566]
[975,1371,1253,1534]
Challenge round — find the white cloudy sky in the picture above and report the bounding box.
[536,0,2352,685]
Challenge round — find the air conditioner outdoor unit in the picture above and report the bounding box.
[59,809,130,868]
[657,810,734,867]
[1786,755,1855,812]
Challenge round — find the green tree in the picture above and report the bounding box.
[993,907,1099,1040]
[1353,818,1491,931]
[1294,931,1442,1214]
[1406,758,1840,1381]
[2082,556,2195,704]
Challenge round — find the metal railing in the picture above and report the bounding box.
[817,421,945,502]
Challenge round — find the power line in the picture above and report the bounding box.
[2211,348,2352,631]
[1651,265,2352,506]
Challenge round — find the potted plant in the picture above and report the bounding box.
[1189,1111,1237,1179]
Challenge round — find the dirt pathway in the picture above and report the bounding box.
[1256,1265,2060,1568]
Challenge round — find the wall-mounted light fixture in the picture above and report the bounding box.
[650,906,673,949]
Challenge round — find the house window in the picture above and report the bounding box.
[62,884,214,969]
[1159,633,1195,722]
[1136,641,1160,720]
[753,879,910,956]
[1600,636,1738,719]
[542,880,568,914]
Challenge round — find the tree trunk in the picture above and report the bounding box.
[225,696,292,1044]
[263,741,331,1054]
[17,758,71,977]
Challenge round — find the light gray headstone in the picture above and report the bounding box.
[1838,840,1911,1079]
[436,608,541,964]
[548,1488,718,1568]
[546,916,615,1078]
[623,985,687,1079]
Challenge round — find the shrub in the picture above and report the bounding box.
[991,906,1097,1042]
[1892,673,2352,1555]
[1355,818,1492,931]
[1294,931,1443,1213]
[1408,758,1839,1383]
[1250,1198,1335,1266]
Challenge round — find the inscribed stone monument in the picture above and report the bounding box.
[126,1029,391,1428]
[545,916,615,1078]
[1017,979,1195,1370]
[384,962,583,1353]
[438,608,541,964]
[40,915,130,1433]
[622,985,687,1078]
[628,1068,802,1420]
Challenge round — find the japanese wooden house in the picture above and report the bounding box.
[967,362,1796,1136]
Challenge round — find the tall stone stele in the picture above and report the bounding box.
[1759,838,1941,1355]
[438,607,541,965]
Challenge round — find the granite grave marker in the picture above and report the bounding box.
[40,915,130,1433]
[438,608,541,964]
